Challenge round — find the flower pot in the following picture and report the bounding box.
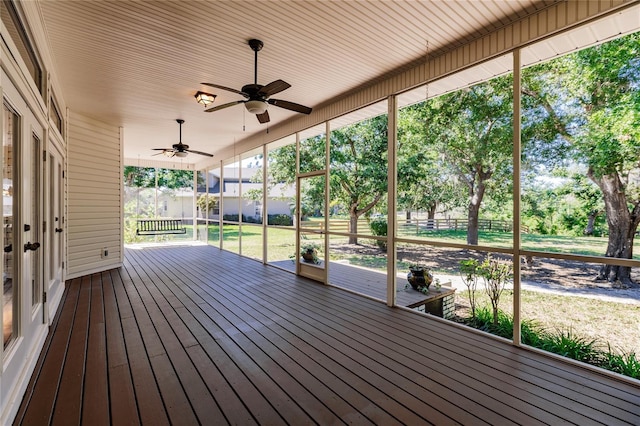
[302,249,317,263]
[407,267,433,290]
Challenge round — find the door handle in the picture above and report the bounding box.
[55,228,63,233]
[24,242,40,252]
[4,244,12,253]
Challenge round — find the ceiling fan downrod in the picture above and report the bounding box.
[249,39,263,85]
[177,118,184,140]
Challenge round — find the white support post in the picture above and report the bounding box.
[513,49,522,346]
[387,95,398,307]
[238,158,242,255]
[262,144,268,264]
[193,170,198,242]
[324,121,330,285]
[295,132,301,275]
[219,160,224,250]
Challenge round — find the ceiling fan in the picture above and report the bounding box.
[201,39,312,124]
[152,119,213,158]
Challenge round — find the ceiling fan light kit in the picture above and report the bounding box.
[245,99,268,114]
[200,39,312,124]
[195,91,216,106]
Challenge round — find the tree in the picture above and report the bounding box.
[330,115,388,243]
[264,118,388,244]
[425,76,514,245]
[123,166,193,189]
[522,32,640,286]
[397,103,465,224]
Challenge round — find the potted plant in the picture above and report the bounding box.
[300,242,320,264]
[407,264,433,292]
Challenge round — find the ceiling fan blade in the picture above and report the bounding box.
[201,83,249,98]
[258,79,291,97]
[185,149,214,157]
[152,148,168,151]
[204,100,245,113]
[151,151,166,156]
[268,98,312,114]
[256,110,270,124]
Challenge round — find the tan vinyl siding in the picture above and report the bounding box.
[67,111,121,278]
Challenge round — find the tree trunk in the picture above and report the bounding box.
[467,183,485,245]
[426,203,436,229]
[406,210,412,224]
[584,210,599,236]
[349,210,359,244]
[589,171,639,287]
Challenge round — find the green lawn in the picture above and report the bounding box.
[125,219,636,262]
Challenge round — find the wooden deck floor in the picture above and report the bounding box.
[14,245,640,425]
[271,259,449,307]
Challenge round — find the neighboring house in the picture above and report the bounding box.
[196,167,294,221]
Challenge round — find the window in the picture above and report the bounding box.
[1,1,43,94]
[49,97,63,135]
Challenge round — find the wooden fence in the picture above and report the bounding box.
[301,218,527,234]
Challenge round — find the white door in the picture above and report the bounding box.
[1,72,48,411]
[46,145,64,323]
[296,172,327,283]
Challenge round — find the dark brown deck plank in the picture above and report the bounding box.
[126,254,285,426]
[81,272,109,425]
[120,259,201,425]
[14,244,640,426]
[113,269,170,426]
[176,246,640,426]
[123,253,229,424]
[102,270,139,426]
[51,274,91,425]
[139,249,409,425]
[14,279,80,426]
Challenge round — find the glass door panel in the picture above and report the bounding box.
[297,173,326,282]
[47,146,65,323]
[31,134,42,308]
[2,105,16,348]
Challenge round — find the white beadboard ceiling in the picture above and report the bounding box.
[36,0,605,165]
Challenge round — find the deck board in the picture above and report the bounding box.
[14,244,640,425]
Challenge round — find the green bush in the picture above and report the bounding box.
[601,349,640,379]
[369,217,387,250]
[540,330,601,365]
[267,214,293,226]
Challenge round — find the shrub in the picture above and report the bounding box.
[601,349,640,379]
[223,214,243,222]
[268,214,293,226]
[369,217,387,250]
[539,329,602,365]
[459,259,480,319]
[478,254,513,326]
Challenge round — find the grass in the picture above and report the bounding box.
[401,228,639,259]
[127,217,638,259]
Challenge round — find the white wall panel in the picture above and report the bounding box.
[67,111,121,278]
